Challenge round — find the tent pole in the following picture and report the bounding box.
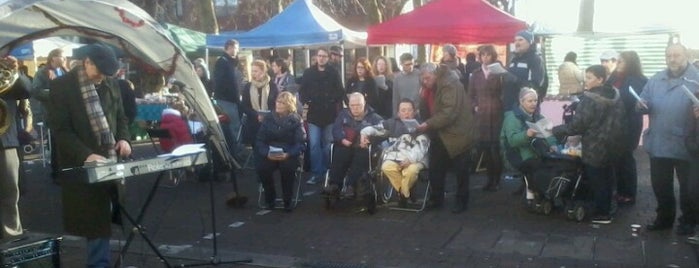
[304,48,310,69]
[340,43,345,88]
[205,47,209,66]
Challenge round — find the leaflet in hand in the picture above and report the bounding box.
[525,118,553,138]
[268,146,284,157]
[486,62,508,75]
[626,86,648,110]
[681,85,699,106]
[401,119,420,133]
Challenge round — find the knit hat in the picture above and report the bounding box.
[519,87,538,100]
[162,108,181,117]
[74,44,119,76]
[515,30,534,44]
[442,44,457,57]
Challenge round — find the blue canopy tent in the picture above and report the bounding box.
[9,37,84,60]
[206,0,366,49]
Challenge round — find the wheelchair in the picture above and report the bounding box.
[322,143,380,214]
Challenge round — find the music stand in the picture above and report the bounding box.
[176,132,252,267]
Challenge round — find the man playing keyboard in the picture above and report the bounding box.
[49,44,131,268]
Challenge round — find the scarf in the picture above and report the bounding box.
[274,72,287,93]
[78,66,115,159]
[481,64,490,79]
[420,86,435,116]
[250,74,271,112]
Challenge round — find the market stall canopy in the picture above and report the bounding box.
[164,23,206,53]
[0,0,234,167]
[206,0,367,49]
[367,0,527,45]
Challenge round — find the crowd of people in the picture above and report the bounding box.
[5,29,699,267]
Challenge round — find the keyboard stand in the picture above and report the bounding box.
[113,171,172,268]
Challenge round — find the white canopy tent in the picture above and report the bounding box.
[0,0,235,167]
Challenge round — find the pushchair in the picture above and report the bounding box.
[524,96,589,221]
[524,151,587,221]
[322,144,381,214]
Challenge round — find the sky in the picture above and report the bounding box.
[515,0,699,46]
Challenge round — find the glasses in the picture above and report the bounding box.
[317,54,329,58]
[402,62,414,66]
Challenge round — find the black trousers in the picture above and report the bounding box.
[688,157,699,222]
[428,137,472,205]
[585,164,614,216]
[478,141,503,184]
[614,150,638,198]
[649,157,694,225]
[328,145,371,188]
[257,156,298,205]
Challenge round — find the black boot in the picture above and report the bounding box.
[365,193,376,215]
[398,194,408,208]
[283,199,293,212]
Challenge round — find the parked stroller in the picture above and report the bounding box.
[525,151,587,221]
[525,96,589,221]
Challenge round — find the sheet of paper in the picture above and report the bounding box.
[681,85,699,106]
[525,118,553,138]
[401,119,420,132]
[159,143,206,157]
[487,62,508,74]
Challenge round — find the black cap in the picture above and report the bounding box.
[330,45,342,56]
[74,44,119,76]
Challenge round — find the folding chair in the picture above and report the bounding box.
[235,114,255,169]
[384,169,431,212]
[257,154,305,209]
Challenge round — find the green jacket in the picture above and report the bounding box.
[49,69,130,238]
[500,107,557,164]
[425,65,475,158]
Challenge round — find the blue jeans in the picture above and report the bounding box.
[308,123,333,177]
[87,238,110,268]
[216,100,241,151]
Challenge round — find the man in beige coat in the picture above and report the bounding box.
[417,63,476,213]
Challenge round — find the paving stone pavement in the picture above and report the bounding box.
[11,142,699,267]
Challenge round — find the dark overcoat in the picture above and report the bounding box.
[49,69,130,239]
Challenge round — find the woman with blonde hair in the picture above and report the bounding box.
[240,59,279,146]
[255,91,305,211]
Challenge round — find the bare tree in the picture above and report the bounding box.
[577,0,594,32]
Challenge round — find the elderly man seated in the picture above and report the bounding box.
[360,98,429,207]
[323,93,383,198]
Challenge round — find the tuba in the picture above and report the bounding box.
[0,57,19,135]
